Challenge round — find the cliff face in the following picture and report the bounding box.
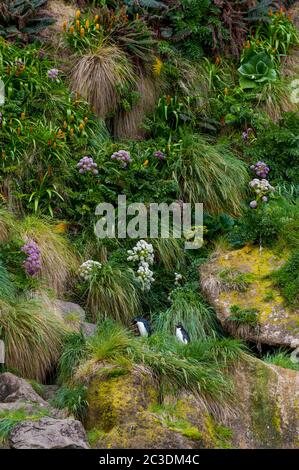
[84,359,299,449]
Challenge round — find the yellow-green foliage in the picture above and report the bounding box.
[203,414,233,448]
[85,368,158,431]
[149,403,202,441]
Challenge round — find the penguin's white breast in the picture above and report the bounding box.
[176,328,186,344]
[137,322,148,337]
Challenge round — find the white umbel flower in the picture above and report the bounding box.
[249,178,275,195]
[79,260,102,281]
[136,261,155,291]
[127,240,154,264]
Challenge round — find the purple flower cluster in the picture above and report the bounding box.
[250,161,270,179]
[0,112,2,125]
[77,156,98,175]
[21,239,41,276]
[111,150,132,168]
[47,69,59,80]
[153,151,166,160]
[242,128,253,141]
[39,49,46,59]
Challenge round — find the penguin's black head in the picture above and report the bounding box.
[132,317,144,324]
[176,323,183,329]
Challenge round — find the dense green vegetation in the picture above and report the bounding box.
[0,1,299,444]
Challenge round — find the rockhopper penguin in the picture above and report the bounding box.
[133,317,151,337]
[175,323,190,344]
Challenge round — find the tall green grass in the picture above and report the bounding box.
[58,331,88,384]
[264,350,299,371]
[172,133,249,215]
[51,385,88,420]
[86,262,140,324]
[72,320,246,405]
[0,298,67,381]
[151,238,186,271]
[18,216,79,295]
[155,286,219,341]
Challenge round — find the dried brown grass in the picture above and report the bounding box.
[113,72,160,139]
[71,45,136,119]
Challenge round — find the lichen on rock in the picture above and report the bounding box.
[201,245,299,348]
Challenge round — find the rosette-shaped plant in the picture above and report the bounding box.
[238,51,277,89]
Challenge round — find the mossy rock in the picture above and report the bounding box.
[89,411,195,449]
[84,360,298,448]
[201,245,299,348]
[85,368,196,449]
[85,368,158,432]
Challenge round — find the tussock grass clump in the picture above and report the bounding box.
[71,45,136,119]
[155,287,218,341]
[85,262,140,325]
[172,133,249,215]
[58,331,88,384]
[0,298,68,381]
[113,73,159,139]
[151,237,186,271]
[51,385,88,420]
[19,216,79,295]
[263,350,299,371]
[71,320,246,408]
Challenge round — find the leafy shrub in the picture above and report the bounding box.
[0,39,108,217]
[228,305,259,327]
[254,10,299,55]
[65,6,155,62]
[238,51,277,89]
[243,113,299,183]
[145,95,195,139]
[272,251,299,306]
[228,198,299,249]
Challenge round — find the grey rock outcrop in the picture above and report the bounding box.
[9,417,89,449]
